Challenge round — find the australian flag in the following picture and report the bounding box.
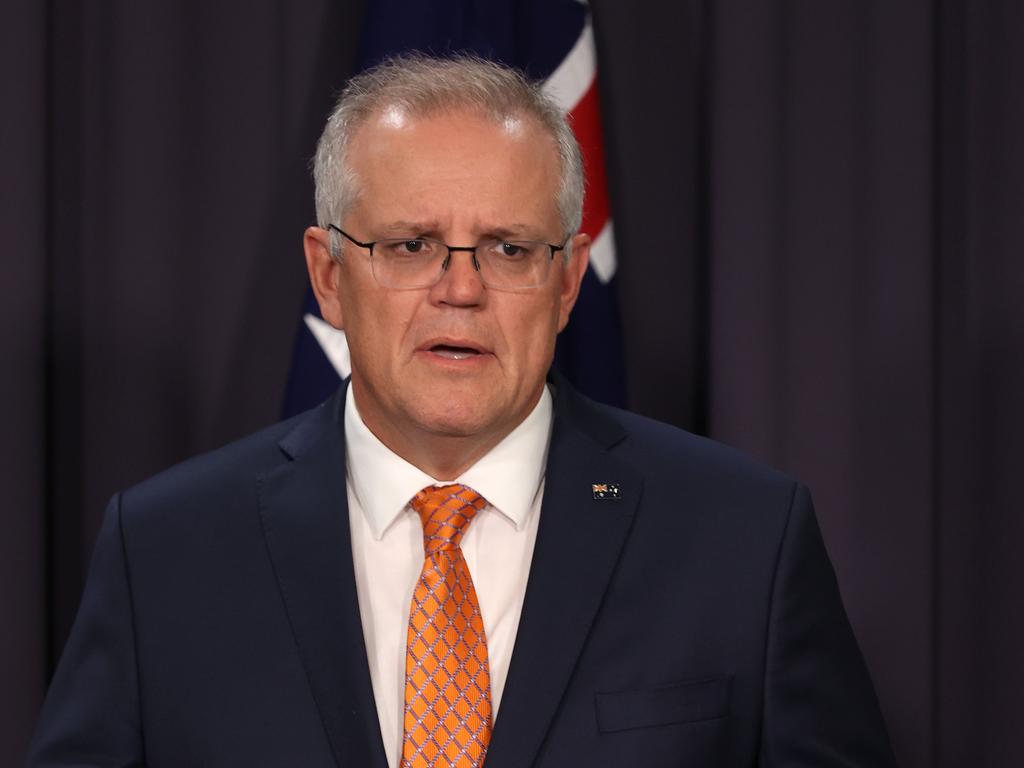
[282,0,626,416]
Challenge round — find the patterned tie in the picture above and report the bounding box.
[402,484,493,768]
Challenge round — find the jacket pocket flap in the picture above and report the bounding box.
[595,677,731,733]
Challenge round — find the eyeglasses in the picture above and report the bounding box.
[328,224,566,291]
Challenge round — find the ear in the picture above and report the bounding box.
[556,231,591,333]
[304,226,345,329]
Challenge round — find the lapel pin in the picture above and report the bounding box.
[592,483,622,500]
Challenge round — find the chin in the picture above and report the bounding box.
[409,398,498,438]
[417,412,491,439]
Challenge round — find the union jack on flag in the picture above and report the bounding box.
[282,0,625,416]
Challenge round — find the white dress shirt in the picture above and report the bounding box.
[345,382,551,768]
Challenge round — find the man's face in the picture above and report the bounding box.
[306,107,589,463]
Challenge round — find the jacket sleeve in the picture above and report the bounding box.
[27,494,145,767]
[759,483,897,767]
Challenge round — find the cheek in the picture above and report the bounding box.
[344,292,417,368]
[500,297,561,369]
[386,299,426,353]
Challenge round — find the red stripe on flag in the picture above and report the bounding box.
[568,76,611,241]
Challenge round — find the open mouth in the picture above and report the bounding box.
[429,344,483,360]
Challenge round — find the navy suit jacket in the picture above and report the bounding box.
[30,377,896,767]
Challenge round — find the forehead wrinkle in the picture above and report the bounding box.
[349,112,561,237]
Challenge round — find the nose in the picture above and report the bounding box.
[430,247,485,307]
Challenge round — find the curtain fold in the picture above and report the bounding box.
[2,1,1021,765]
[704,2,935,764]
[0,1,48,762]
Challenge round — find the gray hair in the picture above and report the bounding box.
[312,53,585,246]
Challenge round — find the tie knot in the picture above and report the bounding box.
[410,484,486,554]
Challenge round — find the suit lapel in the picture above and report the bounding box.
[485,381,642,768]
[257,390,388,768]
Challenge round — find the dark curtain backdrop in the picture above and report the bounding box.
[3,1,1021,766]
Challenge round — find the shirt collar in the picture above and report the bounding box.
[344,382,553,540]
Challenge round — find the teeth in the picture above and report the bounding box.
[433,348,476,360]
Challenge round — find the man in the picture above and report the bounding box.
[30,55,895,767]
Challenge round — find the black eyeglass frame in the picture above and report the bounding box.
[327,224,567,290]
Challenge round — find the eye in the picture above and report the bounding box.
[498,241,527,259]
[379,238,435,258]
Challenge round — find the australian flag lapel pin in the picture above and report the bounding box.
[592,483,622,500]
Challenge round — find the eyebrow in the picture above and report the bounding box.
[489,224,540,239]
[376,220,441,236]
[375,221,547,241]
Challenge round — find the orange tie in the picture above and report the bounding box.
[402,484,493,768]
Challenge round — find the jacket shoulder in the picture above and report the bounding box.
[118,400,334,524]
[590,399,795,491]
